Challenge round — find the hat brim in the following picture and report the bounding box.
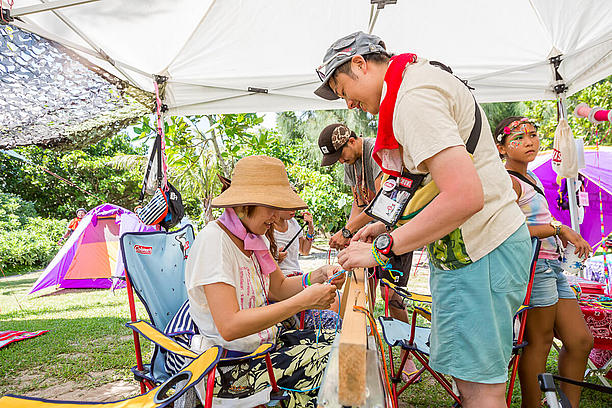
[212,186,307,210]
[320,149,343,166]
[314,81,340,101]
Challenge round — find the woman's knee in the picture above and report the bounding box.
[563,329,594,355]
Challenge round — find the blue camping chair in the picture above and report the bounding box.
[120,225,286,407]
[378,238,541,407]
[0,224,222,408]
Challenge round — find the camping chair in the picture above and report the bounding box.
[0,342,222,408]
[378,278,462,407]
[120,226,286,407]
[378,238,541,408]
[537,372,612,408]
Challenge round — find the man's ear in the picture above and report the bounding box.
[351,55,367,74]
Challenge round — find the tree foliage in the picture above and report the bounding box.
[0,135,145,219]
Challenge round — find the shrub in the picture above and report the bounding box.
[0,192,65,273]
[0,217,65,272]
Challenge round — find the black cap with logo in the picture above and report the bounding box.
[318,123,356,166]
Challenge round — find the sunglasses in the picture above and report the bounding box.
[315,51,353,82]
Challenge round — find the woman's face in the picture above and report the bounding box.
[499,123,540,163]
[241,206,280,235]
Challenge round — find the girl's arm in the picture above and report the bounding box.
[298,212,315,255]
[203,281,336,341]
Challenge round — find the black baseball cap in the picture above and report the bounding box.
[314,31,387,100]
[318,123,356,166]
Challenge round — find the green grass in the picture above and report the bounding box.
[0,271,150,396]
[1,270,611,407]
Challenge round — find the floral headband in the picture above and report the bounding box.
[496,118,536,143]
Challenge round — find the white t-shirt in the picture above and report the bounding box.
[185,221,278,353]
[392,58,525,267]
[274,218,303,276]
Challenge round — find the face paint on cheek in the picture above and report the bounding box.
[508,139,522,149]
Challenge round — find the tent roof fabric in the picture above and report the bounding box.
[0,24,153,150]
[6,0,611,116]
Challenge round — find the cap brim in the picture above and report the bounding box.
[320,150,342,166]
[314,81,340,101]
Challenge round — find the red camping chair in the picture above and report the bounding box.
[506,238,541,406]
[378,279,461,407]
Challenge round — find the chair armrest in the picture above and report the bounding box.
[126,320,199,359]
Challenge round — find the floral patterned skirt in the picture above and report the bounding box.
[215,328,336,408]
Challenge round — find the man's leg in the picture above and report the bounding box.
[455,379,506,408]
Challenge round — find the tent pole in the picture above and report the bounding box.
[557,97,581,238]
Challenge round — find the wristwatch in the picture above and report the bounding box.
[373,233,396,258]
[341,227,354,239]
[550,219,562,236]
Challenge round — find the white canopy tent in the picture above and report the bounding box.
[6,0,612,115]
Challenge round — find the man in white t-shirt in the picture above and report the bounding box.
[315,32,531,407]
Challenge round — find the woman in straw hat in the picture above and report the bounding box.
[185,155,345,407]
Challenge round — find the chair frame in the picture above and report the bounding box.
[380,280,461,407]
[506,238,541,406]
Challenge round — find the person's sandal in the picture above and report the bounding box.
[401,368,422,384]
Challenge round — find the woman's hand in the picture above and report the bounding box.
[277,250,287,264]
[338,241,378,270]
[326,265,345,290]
[299,283,337,310]
[302,211,314,227]
[309,265,345,290]
[352,222,386,243]
[560,226,592,259]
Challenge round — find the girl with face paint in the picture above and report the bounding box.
[494,117,593,408]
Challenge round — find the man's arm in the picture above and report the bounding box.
[390,145,483,254]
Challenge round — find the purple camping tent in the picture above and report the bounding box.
[529,146,612,249]
[29,203,155,294]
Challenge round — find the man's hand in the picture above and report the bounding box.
[329,230,350,249]
[338,241,378,270]
[352,222,386,243]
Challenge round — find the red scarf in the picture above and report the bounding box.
[372,53,418,176]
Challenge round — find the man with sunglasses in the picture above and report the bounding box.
[315,31,532,407]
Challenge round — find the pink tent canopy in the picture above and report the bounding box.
[29,203,155,294]
[529,146,612,249]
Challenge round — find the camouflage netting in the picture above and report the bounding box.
[0,24,155,150]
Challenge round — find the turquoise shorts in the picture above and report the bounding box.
[529,258,576,307]
[428,224,531,384]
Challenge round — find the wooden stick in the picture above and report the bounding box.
[338,268,367,406]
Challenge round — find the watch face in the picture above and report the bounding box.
[375,234,391,251]
[342,228,352,238]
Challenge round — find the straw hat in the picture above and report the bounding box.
[212,155,307,210]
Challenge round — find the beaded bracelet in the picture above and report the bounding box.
[371,245,392,270]
[302,272,311,288]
